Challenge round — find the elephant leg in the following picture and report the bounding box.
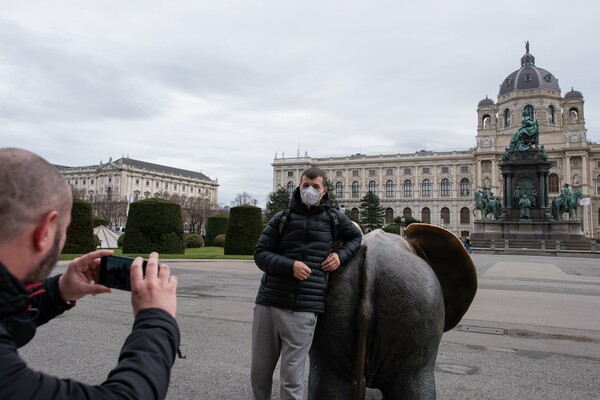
[307,362,353,400]
[380,366,436,400]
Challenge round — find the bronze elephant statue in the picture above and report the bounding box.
[308,224,477,399]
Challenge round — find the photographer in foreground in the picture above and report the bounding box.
[0,148,180,399]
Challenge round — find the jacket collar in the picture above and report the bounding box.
[0,261,30,318]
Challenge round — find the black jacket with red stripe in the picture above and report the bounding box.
[0,261,180,399]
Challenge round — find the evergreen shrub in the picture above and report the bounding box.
[205,213,229,246]
[185,234,204,248]
[63,199,96,253]
[92,216,108,227]
[122,198,185,254]
[224,205,263,255]
[214,234,226,247]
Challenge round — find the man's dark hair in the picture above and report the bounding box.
[300,167,326,182]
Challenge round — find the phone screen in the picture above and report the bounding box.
[99,256,148,291]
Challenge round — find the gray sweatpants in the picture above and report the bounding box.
[251,304,318,400]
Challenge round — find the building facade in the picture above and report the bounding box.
[58,157,219,228]
[272,45,600,240]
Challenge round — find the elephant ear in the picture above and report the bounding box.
[406,223,477,332]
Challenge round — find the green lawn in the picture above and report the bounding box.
[59,247,254,261]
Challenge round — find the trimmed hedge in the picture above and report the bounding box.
[63,199,96,253]
[92,216,108,228]
[214,234,226,247]
[185,234,204,248]
[224,205,263,255]
[122,198,185,254]
[205,213,229,246]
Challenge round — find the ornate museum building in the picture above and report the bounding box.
[58,156,219,206]
[272,44,600,239]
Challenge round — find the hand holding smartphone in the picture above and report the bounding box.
[99,255,149,291]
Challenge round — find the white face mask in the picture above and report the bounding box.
[300,186,321,206]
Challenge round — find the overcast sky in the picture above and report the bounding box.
[2,1,599,207]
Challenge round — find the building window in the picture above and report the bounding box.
[597,161,600,168]
[385,208,394,224]
[135,179,139,185]
[504,109,511,127]
[403,207,412,218]
[336,170,343,177]
[569,108,579,122]
[91,179,94,184]
[368,180,377,194]
[288,171,294,177]
[597,175,600,195]
[335,182,343,198]
[548,105,555,124]
[351,208,359,220]
[550,160,558,168]
[156,182,159,188]
[549,174,559,193]
[460,207,471,224]
[441,178,451,197]
[353,170,359,177]
[369,169,377,176]
[404,180,413,198]
[422,207,431,224]
[524,104,534,118]
[404,168,411,175]
[385,180,395,198]
[287,181,294,195]
[422,167,430,174]
[83,180,86,185]
[146,180,150,187]
[441,166,449,174]
[422,179,431,197]
[460,165,469,173]
[174,184,177,190]
[108,177,112,183]
[386,168,393,176]
[482,115,491,129]
[352,181,360,198]
[460,178,471,197]
[441,207,450,225]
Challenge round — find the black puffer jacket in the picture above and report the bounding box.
[254,188,362,313]
[0,261,180,399]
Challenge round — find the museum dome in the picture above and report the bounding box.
[564,87,583,99]
[499,43,560,96]
[478,96,494,107]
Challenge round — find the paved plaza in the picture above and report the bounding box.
[19,253,600,399]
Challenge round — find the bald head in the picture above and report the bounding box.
[0,148,72,244]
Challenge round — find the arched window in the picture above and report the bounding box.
[460,178,471,197]
[287,181,294,195]
[421,207,431,224]
[352,181,360,198]
[335,181,344,198]
[385,208,394,224]
[404,180,413,198]
[549,173,559,193]
[351,207,359,220]
[504,109,511,127]
[547,105,555,124]
[403,207,412,218]
[368,180,377,194]
[569,108,579,122]
[460,207,470,224]
[441,178,451,197]
[421,179,431,197]
[482,115,491,129]
[524,104,534,118]
[385,180,395,198]
[441,207,450,225]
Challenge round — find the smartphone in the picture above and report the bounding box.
[99,255,149,291]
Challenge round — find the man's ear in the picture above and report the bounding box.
[32,211,59,253]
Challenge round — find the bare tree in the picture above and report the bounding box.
[231,191,256,207]
[92,195,128,228]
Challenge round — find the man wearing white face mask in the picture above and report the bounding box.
[251,167,362,400]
